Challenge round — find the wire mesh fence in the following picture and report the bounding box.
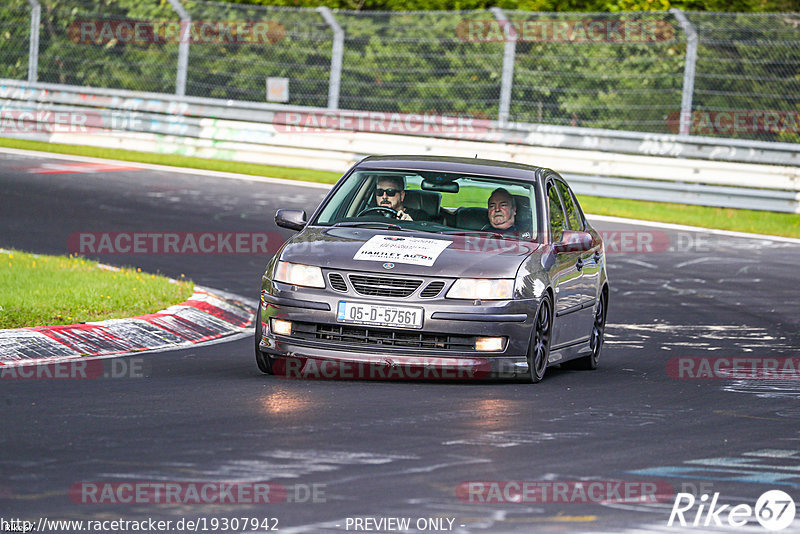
[0,1,798,142]
[181,2,332,106]
[0,1,32,81]
[503,11,684,132]
[334,10,504,117]
[40,0,180,92]
[689,12,800,144]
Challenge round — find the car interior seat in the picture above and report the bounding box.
[454,207,489,230]
[512,195,533,234]
[403,189,442,221]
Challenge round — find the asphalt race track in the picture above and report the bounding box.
[2,150,800,533]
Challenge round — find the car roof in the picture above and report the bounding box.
[354,155,548,183]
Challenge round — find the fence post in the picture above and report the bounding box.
[670,8,698,137]
[317,7,343,110]
[27,0,40,83]
[167,0,190,97]
[490,7,515,126]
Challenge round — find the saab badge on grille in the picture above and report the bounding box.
[382,262,395,269]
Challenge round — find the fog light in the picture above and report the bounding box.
[271,318,292,336]
[475,337,504,352]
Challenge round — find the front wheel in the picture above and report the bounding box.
[254,306,273,375]
[527,295,552,383]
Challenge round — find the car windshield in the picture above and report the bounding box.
[313,169,540,240]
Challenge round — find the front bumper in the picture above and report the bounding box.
[259,281,538,380]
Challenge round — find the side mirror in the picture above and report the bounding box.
[554,230,593,253]
[275,209,307,231]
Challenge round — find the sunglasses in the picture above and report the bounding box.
[375,188,400,197]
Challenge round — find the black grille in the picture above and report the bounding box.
[348,274,422,297]
[328,273,347,292]
[291,322,476,350]
[420,281,445,298]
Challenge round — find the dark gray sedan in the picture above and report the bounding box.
[256,156,608,382]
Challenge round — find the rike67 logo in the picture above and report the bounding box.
[669,490,796,531]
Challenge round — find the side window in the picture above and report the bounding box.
[547,183,565,242]
[556,180,583,231]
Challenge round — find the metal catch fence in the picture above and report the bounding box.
[1,1,798,143]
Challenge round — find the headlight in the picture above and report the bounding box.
[273,261,325,288]
[446,278,514,300]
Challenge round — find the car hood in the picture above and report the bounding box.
[278,226,541,278]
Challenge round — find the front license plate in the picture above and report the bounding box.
[337,301,423,329]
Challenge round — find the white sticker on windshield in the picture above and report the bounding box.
[353,235,452,266]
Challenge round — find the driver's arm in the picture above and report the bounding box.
[396,209,413,221]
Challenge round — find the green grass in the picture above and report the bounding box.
[578,196,800,238]
[0,137,341,185]
[1,137,798,238]
[0,249,194,329]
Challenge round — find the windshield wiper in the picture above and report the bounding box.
[443,230,515,240]
[332,221,407,230]
[330,221,451,236]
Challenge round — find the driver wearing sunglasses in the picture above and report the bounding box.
[374,176,429,221]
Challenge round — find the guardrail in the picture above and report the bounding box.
[1,79,799,213]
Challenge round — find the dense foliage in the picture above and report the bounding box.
[1,0,797,142]
[228,0,800,12]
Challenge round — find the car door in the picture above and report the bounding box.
[555,178,601,319]
[547,180,590,349]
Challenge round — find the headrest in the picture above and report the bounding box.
[512,194,532,233]
[455,207,488,230]
[404,189,441,218]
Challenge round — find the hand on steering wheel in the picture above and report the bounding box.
[357,206,398,218]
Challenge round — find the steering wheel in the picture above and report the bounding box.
[357,206,398,218]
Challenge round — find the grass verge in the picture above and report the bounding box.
[1,137,798,239]
[578,196,800,238]
[0,137,341,184]
[0,249,194,329]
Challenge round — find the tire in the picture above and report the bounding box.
[565,290,607,371]
[527,295,552,383]
[254,307,273,375]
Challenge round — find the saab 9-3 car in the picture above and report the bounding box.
[256,156,608,382]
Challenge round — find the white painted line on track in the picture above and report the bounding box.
[0,146,333,190]
[3,145,798,245]
[675,257,716,269]
[588,214,800,245]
